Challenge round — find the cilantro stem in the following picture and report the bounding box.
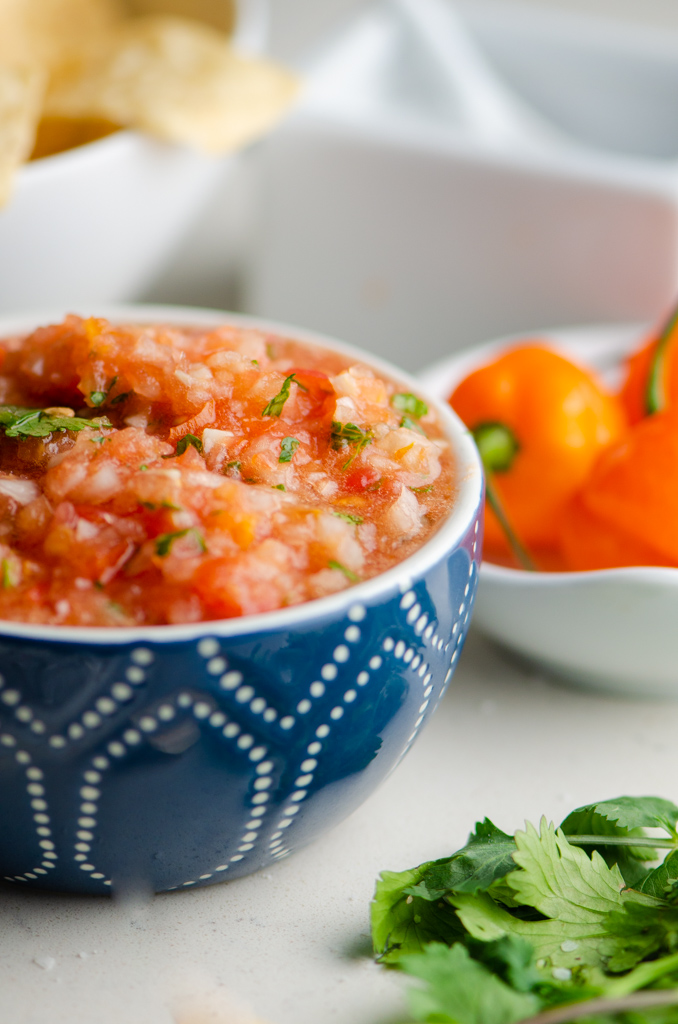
[604,951,678,997]
[566,833,678,849]
[519,989,678,1024]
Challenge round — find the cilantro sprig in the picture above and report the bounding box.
[155,528,206,557]
[372,795,678,1023]
[331,421,374,469]
[262,373,306,417]
[391,392,428,419]
[162,433,203,459]
[0,405,111,438]
[279,436,299,463]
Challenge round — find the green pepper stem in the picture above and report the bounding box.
[646,300,678,415]
[484,472,535,572]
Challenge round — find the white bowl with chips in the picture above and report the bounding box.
[0,0,292,312]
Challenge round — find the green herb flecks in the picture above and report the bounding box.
[391,393,428,419]
[162,433,203,459]
[90,375,119,407]
[372,794,678,1024]
[410,485,433,494]
[331,421,374,469]
[155,528,206,558]
[279,436,300,463]
[332,511,364,525]
[328,559,360,583]
[400,414,426,435]
[140,500,181,511]
[273,484,286,491]
[0,406,112,439]
[262,374,302,417]
[224,460,241,477]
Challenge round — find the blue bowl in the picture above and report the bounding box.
[0,307,483,894]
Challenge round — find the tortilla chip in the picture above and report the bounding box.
[29,115,120,160]
[0,64,45,205]
[45,15,299,154]
[0,0,123,71]
[122,0,236,36]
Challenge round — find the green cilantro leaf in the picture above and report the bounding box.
[224,460,241,477]
[0,406,112,438]
[410,485,434,494]
[332,511,364,525]
[371,864,465,964]
[466,936,543,994]
[447,823,627,971]
[279,436,300,463]
[273,484,286,491]
[509,819,627,922]
[90,375,118,407]
[262,374,299,417]
[372,798,678,1024]
[392,393,428,419]
[174,434,203,457]
[330,421,374,468]
[411,819,517,899]
[640,850,678,902]
[562,796,678,837]
[155,528,206,558]
[401,943,539,1024]
[561,797,678,887]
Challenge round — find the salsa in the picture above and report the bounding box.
[0,316,454,626]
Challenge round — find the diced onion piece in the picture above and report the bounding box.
[0,475,39,505]
[384,484,424,540]
[202,428,234,455]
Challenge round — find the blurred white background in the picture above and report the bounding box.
[145,0,678,371]
[268,0,678,57]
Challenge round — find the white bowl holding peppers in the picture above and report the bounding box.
[420,319,678,699]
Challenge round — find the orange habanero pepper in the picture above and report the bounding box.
[449,345,626,565]
[558,406,678,570]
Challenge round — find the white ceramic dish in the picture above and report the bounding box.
[0,0,268,314]
[245,0,678,374]
[419,322,678,699]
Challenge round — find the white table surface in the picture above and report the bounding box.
[2,628,678,1024]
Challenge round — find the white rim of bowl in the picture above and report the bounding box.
[0,304,483,645]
